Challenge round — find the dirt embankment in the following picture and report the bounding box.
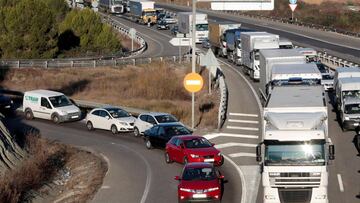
[0,118,107,203]
[1,62,219,129]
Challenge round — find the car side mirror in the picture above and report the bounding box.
[219,175,225,179]
[329,145,335,160]
[256,145,262,162]
[174,176,181,181]
[105,116,110,120]
[180,143,185,149]
[211,143,215,147]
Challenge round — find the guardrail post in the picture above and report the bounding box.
[44,61,48,68]
[149,58,151,63]
[114,59,117,67]
[17,60,20,68]
[132,59,136,66]
[93,60,96,68]
[160,57,163,62]
[71,60,74,68]
[173,56,176,62]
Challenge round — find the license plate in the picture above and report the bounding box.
[71,115,79,119]
[354,123,359,126]
[204,158,214,162]
[193,194,206,198]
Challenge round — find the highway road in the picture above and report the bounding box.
[157,3,360,64]
[110,11,360,203]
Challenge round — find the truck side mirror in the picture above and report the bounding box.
[256,145,262,162]
[329,145,335,160]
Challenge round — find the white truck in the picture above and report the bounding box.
[279,38,293,49]
[208,22,241,57]
[333,66,360,88]
[295,48,318,62]
[256,85,335,203]
[259,49,306,99]
[178,12,208,43]
[99,0,125,14]
[241,32,279,80]
[335,77,360,131]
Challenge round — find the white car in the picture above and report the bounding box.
[134,112,183,136]
[86,107,136,134]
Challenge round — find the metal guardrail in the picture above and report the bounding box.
[317,52,360,69]
[217,76,228,129]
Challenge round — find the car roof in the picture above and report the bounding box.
[184,162,213,169]
[25,89,64,97]
[176,135,202,140]
[141,112,171,116]
[155,123,183,127]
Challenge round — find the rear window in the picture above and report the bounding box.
[182,167,216,181]
[155,115,178,123]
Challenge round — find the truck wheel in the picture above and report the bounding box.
[52,114,60,124]
[25,109,34,120]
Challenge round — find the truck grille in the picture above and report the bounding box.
[271,173,321,187]
[278,188,312,203]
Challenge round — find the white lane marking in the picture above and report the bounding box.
[215,142,257,149]
[186,80,202,85]
[101,185,111,189]
[228,119,259,124]
[203,133,259,140]
[239,165,261,203]
[223,155,247,203]
[100,153,111,175]
[229,153,257,158]
[227,126,259,131]
[229,112,258,117]
[337,174,344,192]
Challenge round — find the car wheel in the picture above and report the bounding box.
[25,109,34,120]
[165,152,172,164]
[134,127,140,137]
[219,155,225,166]
[183,157,188,165]
[145,139,152,149]
[86,121,94,131]
[52,114,60,124]
[111,125,118,134]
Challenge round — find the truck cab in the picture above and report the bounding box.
[335,77,360,130]
[141,9,157,24]
[258,85,334,203]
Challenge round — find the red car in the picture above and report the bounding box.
[165,135,224,166]
[175,162,224,203]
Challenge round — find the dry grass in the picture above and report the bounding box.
[0,134,68,203]
[1,62,219,128]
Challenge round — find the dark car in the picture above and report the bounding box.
[157,20,170,30]
[171,25,179,36]
[0,94,14,112]
[144,123,192,149]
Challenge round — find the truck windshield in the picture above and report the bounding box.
[344,104,360,114]
[144,11,156,16]
[112,0,122,4]
[343,90,360,99]
[48,95,72,108]
[265,141,325,166]
[196,24,208,31]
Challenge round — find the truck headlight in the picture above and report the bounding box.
[269,172,280,177]
[344,116,350,120]
[265,195,276,200]
[315,195,327,199]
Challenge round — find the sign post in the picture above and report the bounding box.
[289,0,297,22]
[169,36,192,63]
[184,73,204,128]
[129,28,136,52]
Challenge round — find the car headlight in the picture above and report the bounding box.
[344,116,350,120]
[204,187,219,192]
[269,172,280,177]
[10,100,13,104]
[190,154,199,158]
[119,122,128,126]
[217,152,221,156]
[180,188,192,192]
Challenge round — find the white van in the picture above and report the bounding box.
[23,90,81,123]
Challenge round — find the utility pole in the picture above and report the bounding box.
[191,0,196,129]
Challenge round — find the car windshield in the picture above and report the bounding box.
[265,141,325,166]
[343,90,360,99]
[155,115,178,123]
[184,138,212,148]
[316,63,328,73]
[322,74,333,80]
[107,108,130,118]
[48,95,72,107]
[196,24,208,31]
[182,167,216,181]
[344,104,360,114]
[164,126,191,136]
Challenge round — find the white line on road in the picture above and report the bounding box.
[215,142,257,149]
[229,153,257,158]
[223,155,247,203]
[229,112,259,117]
[337,174,345,192]
[101,185,111,189]
[227,126,259,131]
[203,133,259,140]
[228,119,259,124]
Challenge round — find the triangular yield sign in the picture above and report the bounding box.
[289,4,297,12]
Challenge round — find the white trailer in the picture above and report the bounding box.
[178,12,208,43]
[241,32,279,80]
[259,49,306,99]
[279,38,293,49]
[256,85,334,203]
[335,77,360,130]
[333,67,360,88]
[99,0,125,14]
